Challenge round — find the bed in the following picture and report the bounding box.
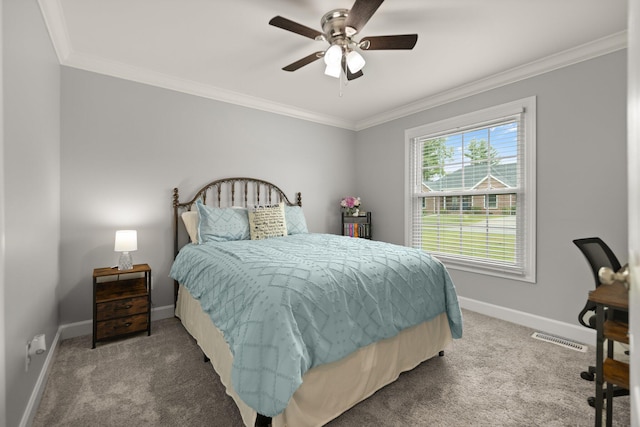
[169,177,463,427]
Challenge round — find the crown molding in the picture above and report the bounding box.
[355,31,628,130]
[38,0,72,61]
[39,0,626,132]
[61,51,357,130]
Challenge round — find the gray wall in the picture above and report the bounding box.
[59,67,357,324]
[3,0,61,425]
[59,51,628,329]
[355,50,628,326]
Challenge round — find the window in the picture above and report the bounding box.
[405,97,536,282]
[485,194,497,209]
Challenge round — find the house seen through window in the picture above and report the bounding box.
[406,97,536,282]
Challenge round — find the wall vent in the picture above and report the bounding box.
[531,332,587,352]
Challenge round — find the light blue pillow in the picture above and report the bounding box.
[284,205,308,235]
[196,201,250,243]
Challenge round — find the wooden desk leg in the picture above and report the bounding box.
[595,303,605,427]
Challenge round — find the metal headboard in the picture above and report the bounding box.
[172,177,302,302]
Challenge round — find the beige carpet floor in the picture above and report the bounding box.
[32,309,630,426]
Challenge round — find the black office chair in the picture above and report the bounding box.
[573,237,629,407]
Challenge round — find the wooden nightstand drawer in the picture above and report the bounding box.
[96,314,148,340]
[96,277,147,302]
[96,296,148,321]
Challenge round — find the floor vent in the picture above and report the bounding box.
[531,332,587,352]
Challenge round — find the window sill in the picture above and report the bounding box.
[435,255,536,283]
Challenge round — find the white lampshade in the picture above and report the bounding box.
[114,230,137,270]
[114,230,137,252]
[346,50,366,73]
[324,62,342,78]
[324,44,342,66]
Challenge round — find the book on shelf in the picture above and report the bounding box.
[342,211,371,239]
[343,223,371,239]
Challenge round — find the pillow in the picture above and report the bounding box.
[248,203,288,240]
[284,205,308,235]
[181,211,200,243]
[196,200,250,243]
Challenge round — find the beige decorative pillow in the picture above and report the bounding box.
[181,211,199,243]
[248,203,288,240]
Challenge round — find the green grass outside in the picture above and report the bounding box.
[421,213,516,262]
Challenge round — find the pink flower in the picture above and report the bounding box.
[340,196,361,209]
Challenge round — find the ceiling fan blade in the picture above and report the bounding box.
[282,51,324,72]
[342,56,364,81]
[360,34,418,50]
[345,0,384,35]
[269,16,324,40]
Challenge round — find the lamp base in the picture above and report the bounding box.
[118,252,133,271]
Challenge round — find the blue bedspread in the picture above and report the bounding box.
[170,233,462,417]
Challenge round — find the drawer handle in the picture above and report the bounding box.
[114,322,132,329]
[116,304,133,310]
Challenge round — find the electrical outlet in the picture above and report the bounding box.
[25,334,46,372]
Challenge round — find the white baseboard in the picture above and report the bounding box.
[458,296,596,346]
[19,329,61,427]
[58,318,92,340]
[151,304,176,322]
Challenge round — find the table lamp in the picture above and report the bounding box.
[114,230,137,270]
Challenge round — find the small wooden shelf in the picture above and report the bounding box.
[342,212,372,239]
[603,320,629,344]
[603,358,629,390]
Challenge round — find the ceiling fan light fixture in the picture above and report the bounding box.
[324,44,342,66]
[346,50,366,73]
[269,0,419,82]
[324,62,342,78]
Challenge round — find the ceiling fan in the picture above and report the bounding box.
[269,0,418,80]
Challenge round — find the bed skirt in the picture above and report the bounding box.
[176,284,453,427]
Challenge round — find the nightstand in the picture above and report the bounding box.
[92,263,151,348]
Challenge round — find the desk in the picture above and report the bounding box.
[588,281,629,427]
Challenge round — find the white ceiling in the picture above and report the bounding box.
[39,0,628,130]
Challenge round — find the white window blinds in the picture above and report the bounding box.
[405,97,536,282]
